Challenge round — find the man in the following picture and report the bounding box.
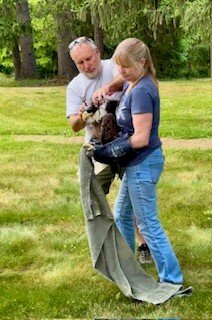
[66,37,122,140]
[66,36,152,263]
[66,36,123,193]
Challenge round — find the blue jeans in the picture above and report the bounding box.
[114,148,183,284]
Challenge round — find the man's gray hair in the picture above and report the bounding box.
[68,36,97,52]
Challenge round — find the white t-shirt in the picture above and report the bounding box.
[66,59,119,142]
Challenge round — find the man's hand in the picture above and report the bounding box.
[83,143,95,158]
[69,101,88,132]
[80,100,98,122]
[78,101,87,118]
[92,85,110,106]
[92,75,124,106]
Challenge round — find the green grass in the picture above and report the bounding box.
[0,76,211,138]
[0,86,72,136]
[159,79,212,138]
[0,139,211,319]
[0,77,211,318]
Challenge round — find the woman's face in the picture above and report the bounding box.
[116,60,145,83]
[117,64,140,83]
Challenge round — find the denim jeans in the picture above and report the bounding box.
[114,147,183,284]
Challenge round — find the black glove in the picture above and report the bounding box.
[93,133,137,167]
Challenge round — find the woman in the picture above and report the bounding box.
[94,38,183,285]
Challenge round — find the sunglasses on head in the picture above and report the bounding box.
[68,37,95,50]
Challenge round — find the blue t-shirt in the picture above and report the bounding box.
[116,75,162,166]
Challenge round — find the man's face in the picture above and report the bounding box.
[71,44,102,79]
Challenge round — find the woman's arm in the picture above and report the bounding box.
[129,113,153,149]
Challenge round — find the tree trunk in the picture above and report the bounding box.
[210,35,212,78]
[12,38,21,80]
[16,0,38,79]
[93,11,104,57]
[56,12,78,80]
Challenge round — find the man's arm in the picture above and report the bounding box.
[66,80,86,132]
[68,101,89,132]
[107,74,124,93]
[68,114,85,132]
[92,74,124,104]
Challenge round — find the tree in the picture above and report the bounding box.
[93,10,104,56]
[0,0,21,78]
[181,0,212,77]
[0,0,38,79]
[55,10,78,78]
[12,37,22,79]
[35,0,84,79]
[79,0,185,77]
[75,1,105,54]
[16,0,38,78]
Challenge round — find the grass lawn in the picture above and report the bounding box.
[0,140,211,319]
[0,75,211,139]
[159,79,212,138]
[0,76,211,319]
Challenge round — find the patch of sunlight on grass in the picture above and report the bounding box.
[0,225,39,271]
[38,262,77,286]
[0,189,23,207]
[179,226,212,269]
[186,269,211,288]
[0,225,38,245]
[162,180,211,210]
[41,262,73,286]
[0,86,71,136]
[186,226,212,248]
[0,178,64,212]
[175,170,202,183]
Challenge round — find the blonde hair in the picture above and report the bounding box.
[112,38,157,87]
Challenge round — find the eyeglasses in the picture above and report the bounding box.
[68,37,95,51]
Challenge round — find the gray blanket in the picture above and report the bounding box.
[79,148,183,304]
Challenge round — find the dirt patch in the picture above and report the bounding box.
[15,135,84,144]
[161,137,212,149]
[14,135,212,149]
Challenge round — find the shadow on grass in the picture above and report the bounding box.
[0,73,70,87]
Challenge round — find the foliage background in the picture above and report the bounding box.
[0,0,211,79]
[0,0,211,317]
